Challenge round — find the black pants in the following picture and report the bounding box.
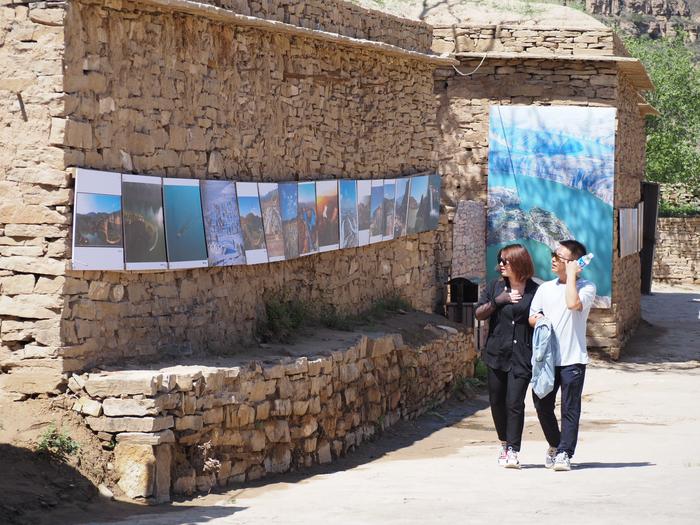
[533,363,586,458]
[487,367,530,452]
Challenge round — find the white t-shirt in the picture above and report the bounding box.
[529,278,596,366]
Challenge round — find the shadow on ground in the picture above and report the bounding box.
[592,286,700,369]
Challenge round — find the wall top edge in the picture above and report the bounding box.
[121,0,453,64]
[451,51,652,92]
[432,23,613,33]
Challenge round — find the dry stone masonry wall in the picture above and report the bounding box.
[432,24,615,55]
[653,217,700,284]
[0,0,447,391]
[66,328,475,501]
[434,34,646,358]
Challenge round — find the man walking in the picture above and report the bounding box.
[529,240,596,471]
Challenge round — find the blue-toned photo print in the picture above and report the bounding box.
[298,181,318,255]
[407,175,429,235]
[339,180,358,249]
[75,193,123,248]
[369,181,384,243]
[382,179,396,240]
[201,180,246,267]
[163,180,208,268]
[427,174,441,231]
[279,182,299,260]
[487,105,615,307]
[393,178,409,238]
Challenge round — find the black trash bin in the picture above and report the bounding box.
[444,277,479,329]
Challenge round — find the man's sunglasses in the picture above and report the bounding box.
[551,251,575,263]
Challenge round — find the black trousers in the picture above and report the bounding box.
[487,366,530,452]
[533,363,586,458]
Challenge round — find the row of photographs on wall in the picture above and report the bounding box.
[72,169,442,271]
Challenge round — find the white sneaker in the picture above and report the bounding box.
[498,444,508,466]
[553,451,571,471]
[545,446,558,469]
[504,447,521,469]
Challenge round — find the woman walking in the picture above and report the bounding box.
[475,244,538,468]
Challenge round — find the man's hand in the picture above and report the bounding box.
[565,259,582,280]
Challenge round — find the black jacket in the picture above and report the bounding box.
[477,278,539,377]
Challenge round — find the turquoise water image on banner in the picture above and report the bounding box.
[487,105,615,307]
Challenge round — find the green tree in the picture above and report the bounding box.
[624,33,700,191]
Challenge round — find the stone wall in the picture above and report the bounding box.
[66,326,475,501]
[0,0,449,392]
[0,0,70,394]
[587,71,645,357]
[660,182,700,208]
[178,0,434,52]
[432,24,615,55]
[434,49,646,358]
[653,217,700,284]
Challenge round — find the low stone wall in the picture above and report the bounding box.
[660,183,700,209]
[432,24,615,55]
[653,217,700,284]
[66,325,475,502]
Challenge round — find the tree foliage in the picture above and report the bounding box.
[624,33,700,191]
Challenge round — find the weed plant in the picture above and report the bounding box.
[37,424,80,461]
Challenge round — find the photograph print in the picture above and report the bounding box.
[339,180,359,249]
[357,179,372,246]
[259,183,285,262]
[122,174,168,270]
[369,180,384,244]
[279,182,299,260]
[487,104,616,307]
[407,174,429,235]
[316,180,339,252]
[382,179,396,241]
[236,182,268,264]
[163,178,208,269]
[393,177,409,238]
[427,173,441,231]
[298,181,318,256]
[200,180,246,267]
[72,168,124,271]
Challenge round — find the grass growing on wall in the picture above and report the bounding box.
[256,293,412,343]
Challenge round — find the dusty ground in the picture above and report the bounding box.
[47,282,698,525]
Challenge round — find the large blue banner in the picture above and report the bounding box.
[487,105,615,308]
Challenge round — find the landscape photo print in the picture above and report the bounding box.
[487,104,615,307]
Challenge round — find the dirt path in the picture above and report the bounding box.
[66,283,700,524]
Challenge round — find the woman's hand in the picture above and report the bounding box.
[495,289,521,304]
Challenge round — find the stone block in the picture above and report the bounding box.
[175,415,203,431]
[154,444,172,503]
[256,401,271,421]
[84,371,161,397]
[0,367,64,394]
[291,416,318,439]
[264,420,290,443]
[173,468,196,495]
[103,397,162,417]
[237,404,255,426]
[264,445,291,474]
[271,398,292,417]
[85,416,174,433]
[317,440,332,464]
[72,397,102,417]
[116,430,176,445]
[114,443,155,499]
